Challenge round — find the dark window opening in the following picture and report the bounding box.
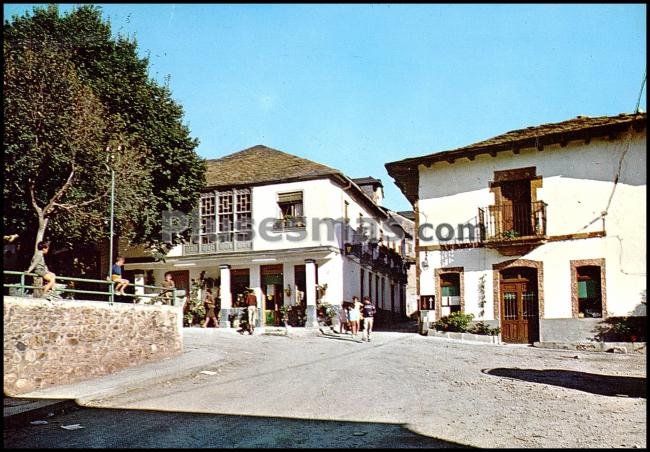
[577,265,602,318]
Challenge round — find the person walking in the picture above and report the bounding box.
[203,288,218,328]
[362,296,377,342]
[245,288,258,334]
[348,296,362,338]
[338,302,350,334]
[26,241,58,300]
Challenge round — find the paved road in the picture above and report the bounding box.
[4,327,646,448]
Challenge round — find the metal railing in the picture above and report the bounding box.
[183,232,253,255]
[3,270,183,306]
[272,216,307,231]
[478,201,547,242]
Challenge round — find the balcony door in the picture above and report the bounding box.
[499,179,532,237]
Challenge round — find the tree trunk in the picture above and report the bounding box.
[30,213,49,261]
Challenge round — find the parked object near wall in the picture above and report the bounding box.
[4,297,183,396]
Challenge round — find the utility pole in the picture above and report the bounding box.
[106,145,120,281]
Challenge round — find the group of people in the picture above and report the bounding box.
[337,296,376,342]
[20,237,135,302]
[16,240,376,344]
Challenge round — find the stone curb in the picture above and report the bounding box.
[426,328,502,344]
[533,341,647,354]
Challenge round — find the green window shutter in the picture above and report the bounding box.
[442,285,460,297]
[578,281,587,299]
[585,280,598,299]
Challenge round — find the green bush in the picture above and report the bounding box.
[594,316,646,342]
[434,312,474,332]
[469,321,501,336]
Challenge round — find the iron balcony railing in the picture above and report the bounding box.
[272,216,307,231]
[478,201,547,242]
[3,270,185,306]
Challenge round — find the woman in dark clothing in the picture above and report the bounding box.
[203,288,218,327]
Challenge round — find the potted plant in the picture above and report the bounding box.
[230,310,242,329]
[316,283,328,299]
[502,229,520,240]
[184,281,206,327]
[317,302,337,331]
[279,305,290,326]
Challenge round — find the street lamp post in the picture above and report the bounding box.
[106,145,119,303]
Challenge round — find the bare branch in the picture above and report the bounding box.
[44,161,76,214]
[52,191,108,211]
[29,180,43,215]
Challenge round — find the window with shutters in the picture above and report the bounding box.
[274,191,305,230]
[576,265,603,318]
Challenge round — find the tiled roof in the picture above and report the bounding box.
[396,210,415,221]
[386,112,647,204]
[443,113,646,157]
[204,144,390,219]
[205,145,341,188]
[352,176,383,187]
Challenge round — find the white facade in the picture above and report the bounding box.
[124,173,410,328]
[412,127,646,342]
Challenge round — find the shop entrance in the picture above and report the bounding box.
[230,269,250,308]
[261,264,283,326]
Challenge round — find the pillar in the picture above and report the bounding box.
[305,259,318,327]
[219,264,232,328]
[134,272,145,303]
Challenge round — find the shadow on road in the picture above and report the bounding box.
[482,368,646,398]
[4,398,471,448]
[369,314,419,333]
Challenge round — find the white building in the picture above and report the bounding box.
[123,145,410,328]
[386,113,646,344]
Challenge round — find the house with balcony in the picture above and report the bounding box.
[386,113,646,344]
[123,145,410,328]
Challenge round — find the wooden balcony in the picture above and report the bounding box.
[182,232,253,255]
[478,201,547,256]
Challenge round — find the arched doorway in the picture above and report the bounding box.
[499,267,539,343]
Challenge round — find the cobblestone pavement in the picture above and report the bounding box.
[4,328,646,448]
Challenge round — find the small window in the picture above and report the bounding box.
[440,273,461,313]
[275,191,304,230]
[577,266,602,318]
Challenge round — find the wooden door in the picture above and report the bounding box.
[168,270,189,296]
[500,180,532,236]
[500,278,539,343]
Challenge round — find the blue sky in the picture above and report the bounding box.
[4,3,647,212]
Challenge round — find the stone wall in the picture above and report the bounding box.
[4,297,183,396]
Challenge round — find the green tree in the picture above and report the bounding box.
[4,4,205,270]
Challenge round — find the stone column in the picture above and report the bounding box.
[219,264,232,328]
[305,259,318,327]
